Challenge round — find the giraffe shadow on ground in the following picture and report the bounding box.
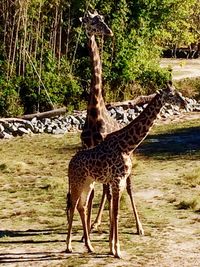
[0,229,110,264]
[0,251,110,264]
[137,125,200,159]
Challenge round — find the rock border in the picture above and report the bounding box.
[0,96,199,139]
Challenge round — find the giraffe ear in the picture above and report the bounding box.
[88,10,95,18]
[79,16,87,23]
[167,80,173,86]
[93,10,98,16]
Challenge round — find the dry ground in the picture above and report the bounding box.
[0,113,199,266]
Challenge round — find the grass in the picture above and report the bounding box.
[0,118,200,266]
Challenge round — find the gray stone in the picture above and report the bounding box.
[193,104,200,111]
[0,124,4,132]
[17,127,30,136]
[115,106,125,120]
[69,115,81,126]
[52,128,66,134]
[2,131,12,139]
[31,117,38,124]
[134,105,143,113]
[24,121,34,132]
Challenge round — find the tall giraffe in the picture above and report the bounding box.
[66,81,186,258]
[80,10,143,235]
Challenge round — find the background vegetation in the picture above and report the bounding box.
[0,0,200,116]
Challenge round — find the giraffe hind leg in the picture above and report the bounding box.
[110,183,123,259]
[66,192,79,253]
[126,176,144,235]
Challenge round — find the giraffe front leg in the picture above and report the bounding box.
[108,189,115,256]
[111,179,127,259]
[77,188,95,253]
[112,189,122,259]
[81,188,94,241]
[126,176,144,236]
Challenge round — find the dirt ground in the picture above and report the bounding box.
[0,112,199,266]
[160,58,200,80]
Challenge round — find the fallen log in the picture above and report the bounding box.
[106,94,156,109]
[0,94,156,122]
[19,107,67,120]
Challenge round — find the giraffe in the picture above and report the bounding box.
[80,10,144,236]
[66,81,187,258]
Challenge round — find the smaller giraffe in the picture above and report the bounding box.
[66,81,186,258]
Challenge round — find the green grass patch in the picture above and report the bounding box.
[177,167,200,188]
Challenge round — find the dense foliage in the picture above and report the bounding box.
[0,0,199,116]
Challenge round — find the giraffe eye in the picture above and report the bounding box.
[91,16,99,24]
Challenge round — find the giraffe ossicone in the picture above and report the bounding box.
[66,81,186,258]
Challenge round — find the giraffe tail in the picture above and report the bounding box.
[66,192,71,223]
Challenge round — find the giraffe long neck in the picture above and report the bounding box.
[88,35,106,110]
[106,91,165,154]
[81,35,120,148]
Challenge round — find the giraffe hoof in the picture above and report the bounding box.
[65,247,73,253]
[81,235,84,242]
[114,252,122,259]
[137,228,144,236]
[88,246,95,253]
[86,243,95,253]
[91,222,100,231]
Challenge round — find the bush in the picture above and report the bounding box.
[0,78,23,117]
[174,78,200,100]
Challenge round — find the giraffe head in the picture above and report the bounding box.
[158,81,187,108]
[80,11,113,37]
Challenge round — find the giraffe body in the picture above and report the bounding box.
[66,82,186,258]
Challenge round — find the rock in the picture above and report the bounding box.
[17,127,30,136]
[115,106,125,120]
[1,131,13,139]
[0,91,198,139]
[165,109,174,116]
[69,115,81,126]
[134,105,143,113]
[108,108,117,119]
[31,117,38,125]
[52,128,67,134]
[193,103,200,111]
[0,124,4,132]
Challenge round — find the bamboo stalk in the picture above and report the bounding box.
[37,24,45,112]
[7,6,18,79]
[18,37,23,75]
[34,1,41,60]
[2,0,9,58]
[22,0,29,77]
[53,4,58,58]
[65,2,71,57]
[58,8,63,70]
[25,51,54,110]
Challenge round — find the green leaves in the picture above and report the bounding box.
[0,0,199,116]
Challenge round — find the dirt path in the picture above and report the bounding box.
[160,58,200,80]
